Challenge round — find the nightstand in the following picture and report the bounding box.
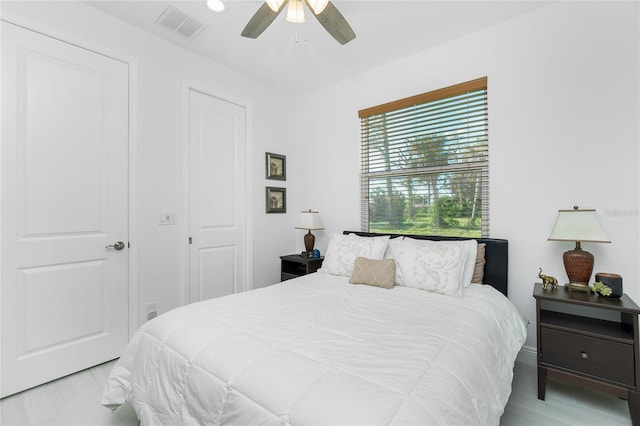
[280,254,324,281]
[533,283,640,424]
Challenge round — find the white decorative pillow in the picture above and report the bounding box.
[458,239,478,288]
[403,238,477,288]
[384,236,405,259]
[318,233,390,277]
[390,239,467,297]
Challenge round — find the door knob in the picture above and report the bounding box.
[105,241,125,251]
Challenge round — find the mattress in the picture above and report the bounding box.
[102,272,526,425]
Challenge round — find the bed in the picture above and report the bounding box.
[102,232,526,425]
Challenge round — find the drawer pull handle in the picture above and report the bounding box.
[580,351,589,360]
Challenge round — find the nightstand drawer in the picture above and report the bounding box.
[540,327,635,386]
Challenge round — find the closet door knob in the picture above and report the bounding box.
[105,241,125,251]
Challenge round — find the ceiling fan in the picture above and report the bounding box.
[241,0,356,45]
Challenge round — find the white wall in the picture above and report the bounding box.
[293,1,640,349]
[1,1,296,328]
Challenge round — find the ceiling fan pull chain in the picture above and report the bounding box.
[294,30,307,44]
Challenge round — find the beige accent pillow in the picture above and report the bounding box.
[349,257,396,289]
[472,243,486,284]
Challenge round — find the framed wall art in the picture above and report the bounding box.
[266,152,286,180]
[266,186,286,213]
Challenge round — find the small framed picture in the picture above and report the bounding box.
[266,152,286,181]
[266,186,286,213]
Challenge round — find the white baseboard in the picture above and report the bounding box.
[516,344,537,366]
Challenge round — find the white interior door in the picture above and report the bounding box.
[1,22,129,398]
[188,89,246,302]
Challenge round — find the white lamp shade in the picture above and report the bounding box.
[548,209,610,243]
[295,210,324,230]
[286,0,305,23]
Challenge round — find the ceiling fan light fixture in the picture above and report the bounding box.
[306,0,329,14]
[286,0,305,23]
[241,0,355,44]
[205,0,225,12]
[266,0,286,12]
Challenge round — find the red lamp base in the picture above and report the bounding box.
[563,243,594,290]
[303,230,315,254]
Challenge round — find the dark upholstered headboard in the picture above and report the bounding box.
[344,231,509,297]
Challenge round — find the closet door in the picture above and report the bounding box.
[1,21,129,397]
[187,89,247,302]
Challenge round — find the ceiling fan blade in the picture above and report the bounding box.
[307,1,356,45]
[241,1,288,39]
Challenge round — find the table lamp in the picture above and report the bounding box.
[547,206,610,290]
[295,210,324,255]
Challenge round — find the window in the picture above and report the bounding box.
[358,77,488,237]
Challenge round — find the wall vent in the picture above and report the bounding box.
[155,4,206,39]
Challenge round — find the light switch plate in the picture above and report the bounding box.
[158,211,176,225]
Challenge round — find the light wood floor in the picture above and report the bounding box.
[0,361,137,426]
[0,361,632,425]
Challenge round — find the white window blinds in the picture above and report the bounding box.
[358,77,489,237]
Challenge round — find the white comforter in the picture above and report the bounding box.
[102,272,526,425]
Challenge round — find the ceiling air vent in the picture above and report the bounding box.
[155,4,206,39]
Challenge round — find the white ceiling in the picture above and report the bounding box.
[87,0,552,96]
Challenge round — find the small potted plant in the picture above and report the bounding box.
[592,281,613,297]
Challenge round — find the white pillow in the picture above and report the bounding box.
[459,239,479,287]
[384,236,405,260]
[318,233,390,276]
[404,237,477,288]
[390,238,468,297]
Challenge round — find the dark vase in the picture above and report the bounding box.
[595,272,623,298]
